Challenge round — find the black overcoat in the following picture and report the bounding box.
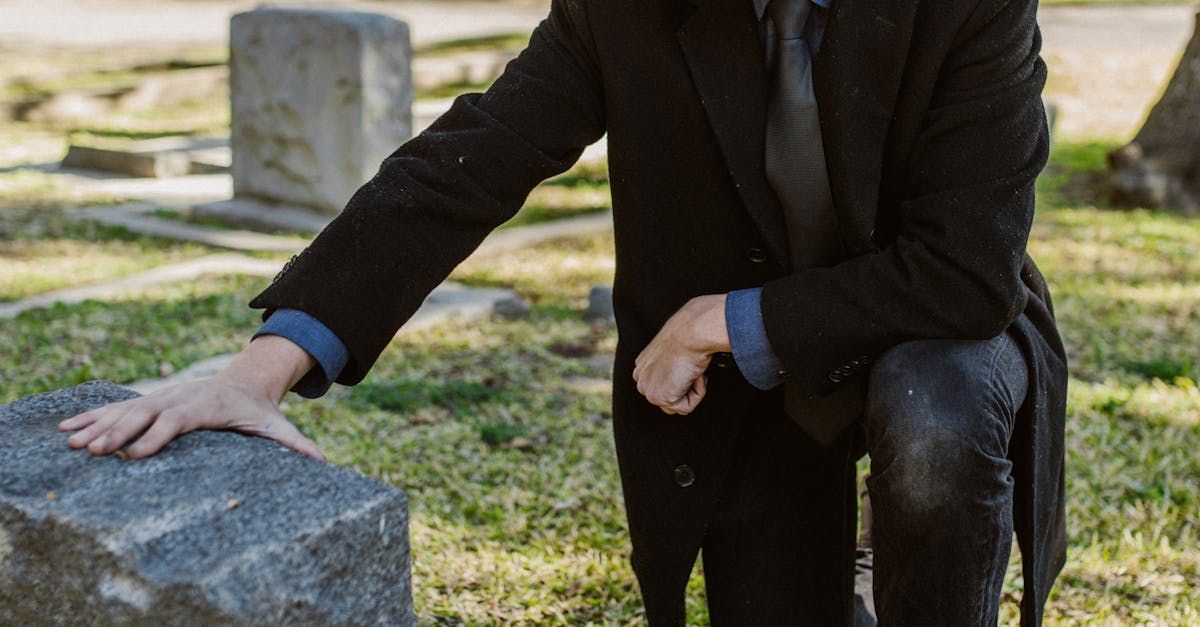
[249,0,1069,623]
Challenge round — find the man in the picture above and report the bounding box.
[60,0,1069,624]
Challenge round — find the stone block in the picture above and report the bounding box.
[62,145,193,178]
[62,136,230,178]
[585,285,615,323]
[192,197,333,235]
[229,7,413,215]
[0,381,414,625]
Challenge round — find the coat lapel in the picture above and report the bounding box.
[677,0,918,263]
[812,0,918,253]
[676,0,791,268]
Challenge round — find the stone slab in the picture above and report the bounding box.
[191,197,333,234]
[51,170,232,206]
[127,281,524,394]
[229,7,412,214]
[77,206,309,252]
[58,136,229,179]
[15,66,228,124]
[0,254,281,320]
[189,199,610,252]
[398,281,523,334]
[474,210,612,259]
[584,285,614,323]
[0,381,414,625]
[62,145,194,178]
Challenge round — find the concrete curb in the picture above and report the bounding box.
[0,253,281,319]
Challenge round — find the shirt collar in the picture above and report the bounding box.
[753,0,831,22]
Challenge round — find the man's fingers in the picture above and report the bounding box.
[88,408,158,455]
[662,394,696,414]
[67,408,128,449]
[662,376,707,415]
[235,415,326,462]
[59,409,102,431]
[272,420,326,462]
[126,412,187,459]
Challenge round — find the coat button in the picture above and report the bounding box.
[746,247,768,263]
[673,464,695,488]
[777,368,789,378]
[828,371,843,383]
[711,352,731,368]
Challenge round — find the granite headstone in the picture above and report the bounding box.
[225,7,412,215]
[0,381,414,625]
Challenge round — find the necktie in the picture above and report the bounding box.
[765,0,863,446]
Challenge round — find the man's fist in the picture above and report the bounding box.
[632,293,730,415]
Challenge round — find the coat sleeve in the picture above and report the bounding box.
[248,0,606,385]
[758,0,1050,396]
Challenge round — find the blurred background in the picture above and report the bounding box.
[1,0,1197,623]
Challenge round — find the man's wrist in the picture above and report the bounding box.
[686,293,731,354]
[724,287,787,390]
[219,335,317,404]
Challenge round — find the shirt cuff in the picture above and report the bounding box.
[725,287,787,390]
[252,308,350,399]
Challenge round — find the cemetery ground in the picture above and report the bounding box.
[2,14,1198,627]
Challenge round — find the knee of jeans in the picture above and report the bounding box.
[864,341,1016,516]
[866,425,982,517]
[865,338,1016,452]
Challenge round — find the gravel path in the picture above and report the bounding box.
[1039,5,1194,53]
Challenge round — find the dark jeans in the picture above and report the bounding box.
[699,326,1028,626]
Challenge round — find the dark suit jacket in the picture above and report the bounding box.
[250,0,1069,623]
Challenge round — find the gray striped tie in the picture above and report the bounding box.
[766,0,862,446]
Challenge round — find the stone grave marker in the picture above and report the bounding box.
[0,381,414,625]
[196,6,413,229]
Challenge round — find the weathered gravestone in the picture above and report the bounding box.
[0,381,414,626]
[195,6,413,228]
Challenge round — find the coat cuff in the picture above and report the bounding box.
[725,287,787,390]
[252,308,350,399]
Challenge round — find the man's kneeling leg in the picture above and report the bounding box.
[864,328,1029,626]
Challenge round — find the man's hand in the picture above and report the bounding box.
[633,294,731,415]
[58,335,325,461]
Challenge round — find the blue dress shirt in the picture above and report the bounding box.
[254,0,832,397]
[252,308,349,398]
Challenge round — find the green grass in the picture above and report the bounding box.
[413,33,531,57]
[497,160,612,228]
[416,80,497,101]
[0,274,268,402]
[1021,141,1200,625]
[0,209,214,302]
[287,237,633,623]
[2,133,1198,623]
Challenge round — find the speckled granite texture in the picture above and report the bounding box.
[0,380,413,626]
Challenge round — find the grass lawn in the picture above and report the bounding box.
[0,274,268,402]
[0,209,215,302]
[3,139,1197,623]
